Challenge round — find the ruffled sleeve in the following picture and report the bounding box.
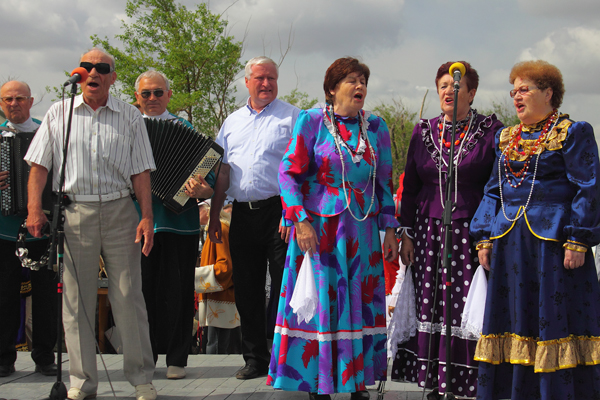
[278,110,317,223]
[562,121,600,247]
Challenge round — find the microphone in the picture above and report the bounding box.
[449,62,466,84]
[63,67,89,87]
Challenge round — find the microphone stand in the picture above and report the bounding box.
[46,81,78,400]
[440,79,460,400]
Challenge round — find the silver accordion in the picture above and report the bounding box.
[144,118,223,214]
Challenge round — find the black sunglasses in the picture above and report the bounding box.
[79,62,113,74]
[139,90,165,99]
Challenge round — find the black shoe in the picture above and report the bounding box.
[35,363,58,376]
[235,364,268,380]
[0,364,15,377]
[350,390,370,400]
[426,389,441,400]
[308,393,331,400]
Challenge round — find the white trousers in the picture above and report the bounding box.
[62,197,154,393]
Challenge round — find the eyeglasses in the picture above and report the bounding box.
[79,62,113,74]
[1,96,30,104]
[139,90,165,99]
[510,85,537,98]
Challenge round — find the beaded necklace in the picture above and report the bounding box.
[325,105,377,221]
[503,109,558,188]
[499,109,559,222]
[435,110,475,210]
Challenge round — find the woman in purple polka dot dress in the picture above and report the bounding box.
[391,61,503,399]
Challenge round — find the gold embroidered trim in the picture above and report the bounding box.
[563,242,588,253]
[490,206,522,240]
[475,240,493,251]
[567,239,589,248]
[475,332,600,373]
[498,114,572,161]
[524,211,560,242]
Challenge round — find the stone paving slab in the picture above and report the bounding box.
[0,354,426,400]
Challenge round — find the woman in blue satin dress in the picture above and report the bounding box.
[470,60,600,400]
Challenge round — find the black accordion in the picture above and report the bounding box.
[144,118,223,214]
[0,128,52,217]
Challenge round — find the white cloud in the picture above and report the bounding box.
[518,27,600,95]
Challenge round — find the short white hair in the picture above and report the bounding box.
[245,56,278,80]
[81,47,115,71]
[135,70,171,92]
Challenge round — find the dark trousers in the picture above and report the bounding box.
[0,238,57,367]
[141,232,198,367]
[229,199,287,370]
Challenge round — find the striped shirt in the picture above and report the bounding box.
[25,94,155,195]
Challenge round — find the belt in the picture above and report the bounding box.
[235,196,281,210]
[67,189,131,203]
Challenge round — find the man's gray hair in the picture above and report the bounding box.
[245,56,278,80]
[135,70,171,92]
[80,47,116,71]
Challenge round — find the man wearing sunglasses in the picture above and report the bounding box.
[133,70,214,380]
[0,81,58,379]
[25,48,157,400]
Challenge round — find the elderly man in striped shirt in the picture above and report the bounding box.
[25,48,157,400]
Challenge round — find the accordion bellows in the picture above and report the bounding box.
[144,118,223,214]
[0,130,52,216]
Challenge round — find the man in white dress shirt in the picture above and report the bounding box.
[208,56,299,380]
[25,48,157,400]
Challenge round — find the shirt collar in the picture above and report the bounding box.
[245,97,276,115]
[6,117,39,132]
[74,94,121,112]
[143,110,173,121]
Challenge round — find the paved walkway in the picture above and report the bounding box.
[0,354,428,400]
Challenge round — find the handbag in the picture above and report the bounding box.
[195,264,224,293]
[289,253,318,324]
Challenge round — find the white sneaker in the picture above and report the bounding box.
[135,383,157,400]
[166,365,186,379]
[67,387,97,400]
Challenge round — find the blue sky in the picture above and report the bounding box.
[1,0,599,135]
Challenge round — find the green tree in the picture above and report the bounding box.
[480,99,520,127]
[280,89,318,110]
[91,0,244,137]
[373,98,417,192]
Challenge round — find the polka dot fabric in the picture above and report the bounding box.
[391,213,478,399]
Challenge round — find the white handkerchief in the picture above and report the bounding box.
[290,253,318,324]
[461,265,488,339]
[387,265,417,358]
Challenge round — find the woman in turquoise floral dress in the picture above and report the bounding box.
[266,58,399,400]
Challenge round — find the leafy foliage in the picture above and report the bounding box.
[480,99,520,127]
[91,0,244,137]
[280,89,318,110]
[372,98,417,191]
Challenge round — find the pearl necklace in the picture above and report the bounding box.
[325,106,377,222]
[435,111,475,211]
[499,110,560,222]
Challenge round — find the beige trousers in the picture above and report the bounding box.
[62,197,154,393]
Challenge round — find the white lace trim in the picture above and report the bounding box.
[275,325,386,342]
[416,320,479,341]
[387,265,417,357]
